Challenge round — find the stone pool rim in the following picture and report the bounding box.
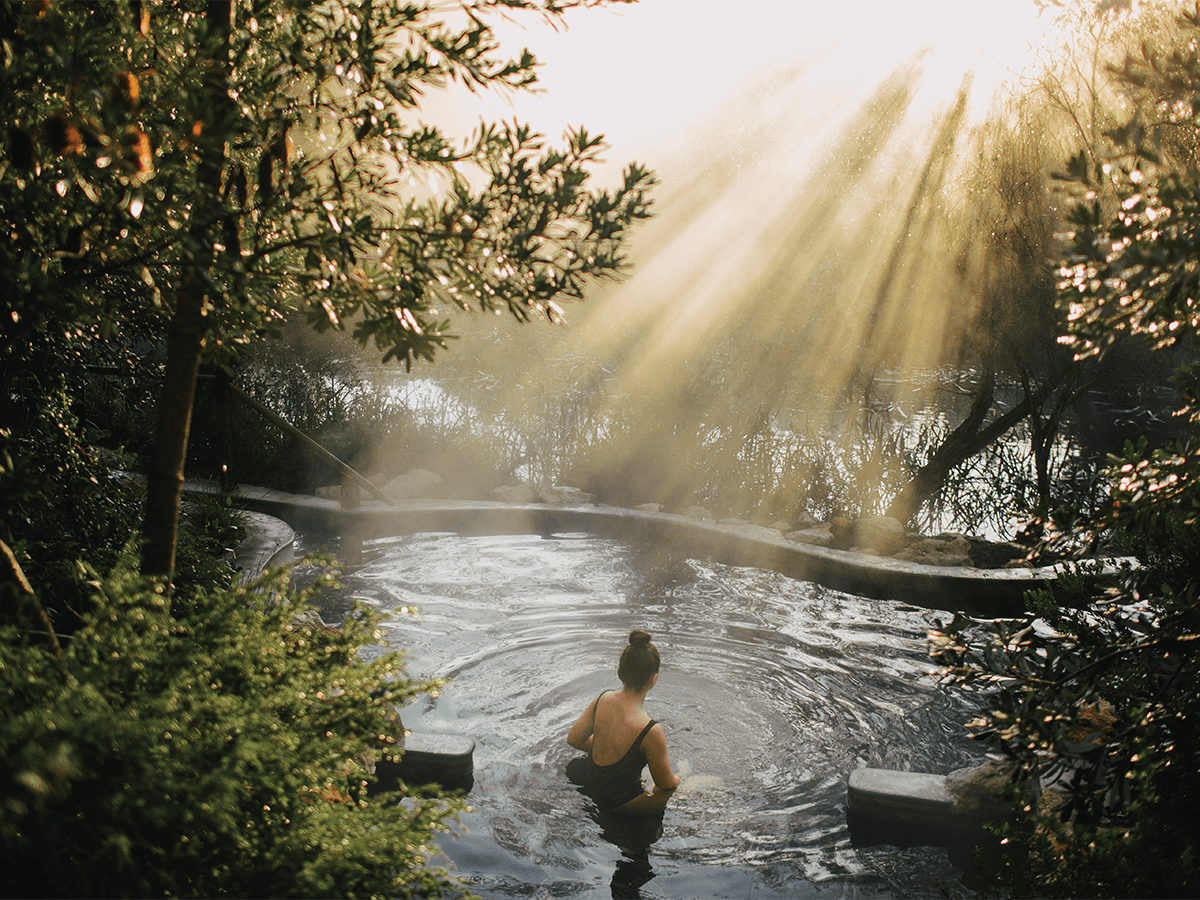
[208,480,1082,618]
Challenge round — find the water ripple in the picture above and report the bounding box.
[299,531,984,898]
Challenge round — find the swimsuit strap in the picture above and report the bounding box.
[591,690,612,728]
[616,719,656,769]
[632,719,656,748]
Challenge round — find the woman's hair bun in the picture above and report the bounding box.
[619,629,660,687]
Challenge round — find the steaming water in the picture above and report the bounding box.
[301,530,986,898]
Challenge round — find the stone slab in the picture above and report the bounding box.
[847,768,955,829]
[401,731,476,773]
[373,731,475,794]
[234,509,295,582]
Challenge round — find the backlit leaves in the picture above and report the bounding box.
[941,7,1200,892]
[2,0,655,375]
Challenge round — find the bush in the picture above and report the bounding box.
[0,556,466,899]
[0,375,143,632]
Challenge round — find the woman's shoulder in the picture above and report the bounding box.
[641,720,668,753]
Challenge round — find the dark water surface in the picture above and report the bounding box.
[299,531,984,899]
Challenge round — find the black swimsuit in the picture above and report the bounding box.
[585,691,656,812]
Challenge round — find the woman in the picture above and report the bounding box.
[568,630,681,816]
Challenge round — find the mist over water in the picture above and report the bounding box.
[294,1,1159,533]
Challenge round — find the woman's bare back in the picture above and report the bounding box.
[590,691,653,766]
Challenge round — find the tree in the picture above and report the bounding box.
[931,3,1200,895]
[1,0,654,589]
[884,4,1138,529]
[1,558,469,899]
[1,1,653,896]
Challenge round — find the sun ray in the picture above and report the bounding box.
[394,0,1140,510]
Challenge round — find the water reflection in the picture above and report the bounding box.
[566,756,664,899]
[300,530,985,898]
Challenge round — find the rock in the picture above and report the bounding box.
[854,516,907,555]
[892,543,930,564]
[383,468,442,500]
[894,535,972,567]
[534,485,595,504]
[680,505,715,524]
[794,511,819,530]
[314,484,340,500]
[967,539,1030,569]
[722,522,788,542]
[945,759,1024,821]
[830,516,854,545]
[830,516,906,554]
[490,483,535,504]
[1065,699,1117,745]
[288,609,341,640]
[289,608,327,630]
[786,525,834,547]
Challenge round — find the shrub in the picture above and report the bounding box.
[0,556,466,899]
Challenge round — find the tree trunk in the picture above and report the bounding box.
[885,354,1058,525]
[1022,364,1084,514]
[139,0,233,584]
[141,288,207,578]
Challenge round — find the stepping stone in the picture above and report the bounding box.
[372,731,475,793]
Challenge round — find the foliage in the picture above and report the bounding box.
[0,0,654,577]
[1,1,650,895]
[0,376,144,633]
[932,3,1200,895]
[172,493,243,605]
[0,556,465,899]
[1,0,652,369]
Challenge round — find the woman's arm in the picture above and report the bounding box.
[643,723,681,792]
[614,723,681,816]
[567,696,598,752]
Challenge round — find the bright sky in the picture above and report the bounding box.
[475,0,1051,153]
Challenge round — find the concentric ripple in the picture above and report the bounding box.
[299,531,984,899]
